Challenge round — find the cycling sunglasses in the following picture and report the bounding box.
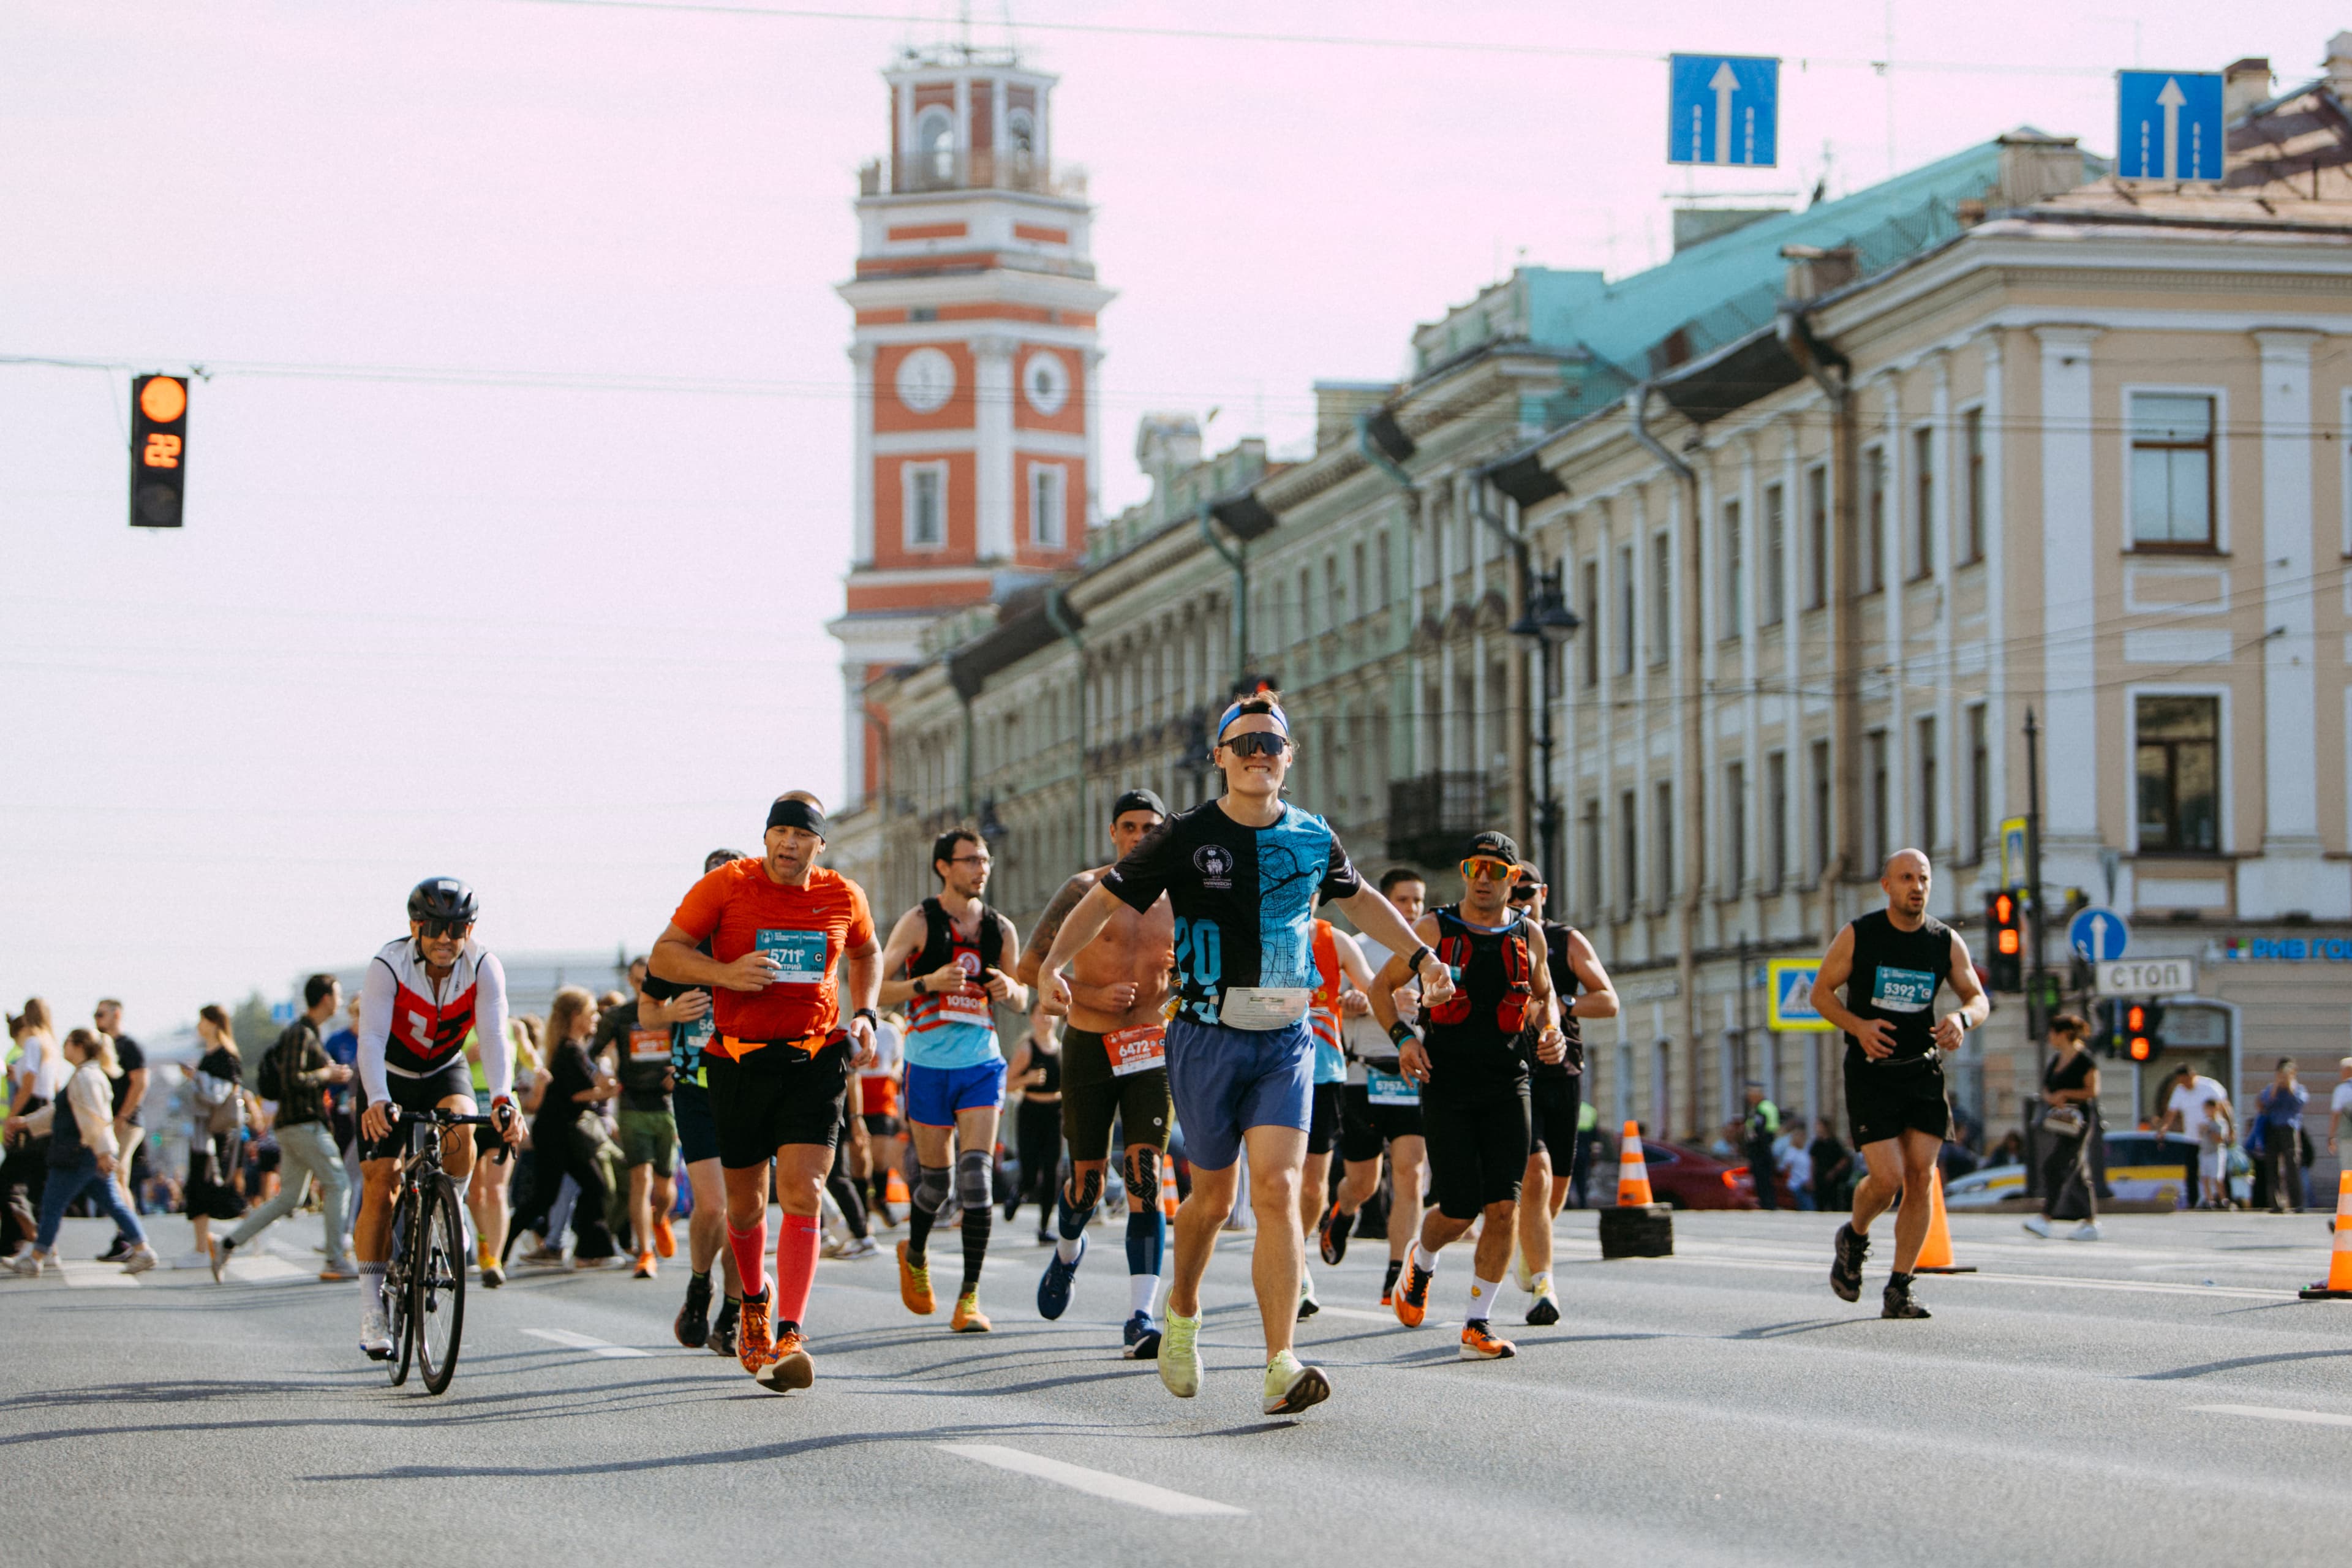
[1509,884,1540,902]
[420,919,473,940]
[1220,731,1292,759]
[1460,858,1517,882]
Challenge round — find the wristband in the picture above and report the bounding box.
[1406,945,1436,979]
[1387,1019,1417,1049]
[854,1008,880,1028]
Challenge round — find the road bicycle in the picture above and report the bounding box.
[382,1106,508,1395]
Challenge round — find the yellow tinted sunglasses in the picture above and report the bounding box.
[1460,858,1517,882]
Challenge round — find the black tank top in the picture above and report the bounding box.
[1422,907,1533,1088]
[1526,921,1583,1080]
[1842,909,1954,1063]
[1024,1038,1061,1096]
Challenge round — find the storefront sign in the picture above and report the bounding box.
[2218,936,2352,962]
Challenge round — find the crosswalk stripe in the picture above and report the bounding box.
[523,1327,652,1357]
[56,1261,140,1289]
[937,1444,1245,1516]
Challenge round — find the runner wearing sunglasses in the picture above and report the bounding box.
[1033,690,1452,1414]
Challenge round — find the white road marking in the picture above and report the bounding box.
[2193,1403,2352,1429]
[1308,1304,1399,1324]
[56,1261,140,1289]
[227,1254,308,1283]
[937,1444,1245,1516]
[523,1328,651,1358]
[1659,1253,2285,1300]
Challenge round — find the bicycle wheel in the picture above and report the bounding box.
[412,1175,468,1396]
[385,1188,415,1387]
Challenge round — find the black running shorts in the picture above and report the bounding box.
[1338,1083,1424,1163]
[1843,1047,1951,1150]
[704,1040,851,1169]
[1528,1072,1582,1159]
[1419,1077,1531,1220]
[1305,1080,1346,1157]
[673,1080,722,1166]
[358,1061,475,1163]
[1059,1027,1171,1163]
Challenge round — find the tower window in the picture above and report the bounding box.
[916,108,954,184]
[1030,464,1066,549]
[903,461,947,551]
[1007,109,1036,170]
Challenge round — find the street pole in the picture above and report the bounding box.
[1536,570,1562,891]
[2022,706,2046,1198]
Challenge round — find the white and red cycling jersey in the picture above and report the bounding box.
[356,936,513,1106]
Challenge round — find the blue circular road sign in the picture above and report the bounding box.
[2068,907,2130,962]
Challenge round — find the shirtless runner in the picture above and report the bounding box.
[1016,788,1178,1358]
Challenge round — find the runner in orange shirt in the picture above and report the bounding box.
[648,793,880,1393]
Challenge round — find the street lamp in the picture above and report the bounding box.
[1509,564,1580,895]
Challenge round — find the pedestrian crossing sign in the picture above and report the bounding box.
[1766,959,1832,1031]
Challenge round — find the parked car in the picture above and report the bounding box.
[1619,1137,1792,1210]
[1943,1129,2192,1210]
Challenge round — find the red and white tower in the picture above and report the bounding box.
[830,44,1112,810]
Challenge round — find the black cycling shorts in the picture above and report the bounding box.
[1306,1080,1346,1157]
[1339,1083,1425,1163]
[704,1041,851,1169]
[1420,1077,1531,1221]
[358,1061,475,1163]
[1528,1073,1583,1158]
[861,1111,902,1140]
[1059,1027,1171,1164]
[1843,1047,1951,1150]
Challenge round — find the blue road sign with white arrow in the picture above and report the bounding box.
[2068,906,2131,963]
[2116,70,2223,181]
[1669,54,1779,167]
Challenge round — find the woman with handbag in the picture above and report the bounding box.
[2024,1013,2101,1240]
[515,988,619,1268]
[183,1004,249,1267]
[4,1028,159,1275]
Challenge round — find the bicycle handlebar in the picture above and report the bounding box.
[386,1104,516,1163]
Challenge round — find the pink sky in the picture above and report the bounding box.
[1,1,2336,1027]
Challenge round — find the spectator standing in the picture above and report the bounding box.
[1782,1133,1815,1210]
[1741,1084,1781,1210]
[2256,1058,2310,1214]
[209,975,355,1281]
[182,1004,248,1267]
[4,1000,66,1258]
[517,987,619,1267]
[2160,1063,2234,1210]
[1570,1098,1599,1208]
[1807,1120,1851,1212]
[4,1029,157,1276]
[2329,1057,2352,1169]
[92,1001,149,1242]
[2024,1014,2101,1240]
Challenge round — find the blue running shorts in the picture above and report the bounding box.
[905,1058,1008,1127]
[1164,1016,1314,1172]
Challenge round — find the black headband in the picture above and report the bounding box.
[767,799,826,839]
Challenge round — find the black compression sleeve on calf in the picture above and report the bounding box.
[960,1203,991,1293]
[826,1167,869,1240]
[907,1163,952,1266]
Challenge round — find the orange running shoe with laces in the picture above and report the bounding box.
[897,1241,935,1315]
[1394,1261,1433,1327]
[951,1291,992,1333]
[755,1329,814,1392]
[653,1214,676,1259]
[737,1290,777,1378]
[1460,1321,1517,1360]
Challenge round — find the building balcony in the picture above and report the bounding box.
[859,152,1087,199]
[1387,771,1499,865]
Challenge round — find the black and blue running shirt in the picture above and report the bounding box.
[639,937,717,1086]
[1101,800,1362,1029]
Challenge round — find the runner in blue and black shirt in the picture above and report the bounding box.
[1036,688,1450,1417]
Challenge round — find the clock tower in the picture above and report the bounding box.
[829,43,1112,810]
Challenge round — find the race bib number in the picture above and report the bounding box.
[1871,965,1937,1014]
[1105,1024,1166,1077]
[758,928,829,985]
[627,1028,668,1063]
[1365,1067,1419,1106]
[1219,987,1311,1030]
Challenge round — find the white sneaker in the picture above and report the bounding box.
[121,1245,159,1275]
[1262,1348,1332,1415]
[835,1235,878,1260]
[173,1250,212,1269]
[359,1307,394,1360]
[2021,1216,2053,1238]
[1158,1312,1202,1399]
[2070,1221,2104,1242]
[7,1249,56,1277]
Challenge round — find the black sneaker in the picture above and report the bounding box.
[1316,1200,1351,1266]
[1381,1258,1403,1306]
[709,1297,741,1358]
[1830,1223,1869,1303]
[96,1235,134,1264]
[1882,1276,1931,1320]
[674,1273,713,1349]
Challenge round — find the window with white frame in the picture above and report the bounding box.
[903,461,947,549]
[1651,530,1673,666]
[915,108,955,183]
[2135,694,2220,852]
[1761,482,1785,627]
[2130,394,2217,549]
[1615,544,1636,675]
[1721,497,1744,639]
[1029,462,1065,548]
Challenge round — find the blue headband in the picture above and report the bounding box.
[1216,698,1289,743]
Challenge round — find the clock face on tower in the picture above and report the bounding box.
[895,347,956,414]
[1022,349,1070,416]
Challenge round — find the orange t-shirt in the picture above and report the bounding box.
[668,860,875,1057]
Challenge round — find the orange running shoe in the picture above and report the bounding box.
[1394,1261,1433,1328]
[633,1251,658,1280]
[737,1289,777,1378]
[1460,1321,1517,1360]
[654,1214,676,1259]
[897,1241,936,1315]
[755,1329,814,1392]
[951,1291,992,1333]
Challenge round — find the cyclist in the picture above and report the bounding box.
[353,878,520,1361]
[649,796,881,1392]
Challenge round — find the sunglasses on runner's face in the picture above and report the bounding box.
[1460,859,1516,882]
[1509,884,1539,902]
[1220,731,1291,759]
[421,920,472,940]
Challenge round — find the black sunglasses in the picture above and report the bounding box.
[1221,731,1291,758]
[1509,886,1539,901]
[421,919,473,940]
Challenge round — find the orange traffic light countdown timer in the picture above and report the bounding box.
[130,374,189,527]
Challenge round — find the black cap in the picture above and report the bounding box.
[1464,831,1521,866]
[1110,788,1168,823]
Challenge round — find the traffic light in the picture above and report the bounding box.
[2094,997,2122,1058]
[2124,998,2166,1061]
[129,374,188,527]
[1985,890,2022,992]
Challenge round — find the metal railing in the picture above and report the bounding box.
[1386,771,1497,865]
[858,152,1085,199]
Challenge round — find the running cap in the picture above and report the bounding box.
[767,797,827,838]
[705,848,747,873]
[1463,831,1521,866]
[1215,693,1290,742]
[1110,788,1168,822]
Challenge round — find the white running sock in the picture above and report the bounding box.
[358,1261,386,1312]
[1412,1240,1441,1272]
[1131,1273,1160,1316]
[1466,1275,1501,1323]
[1057,1235,1082,1264]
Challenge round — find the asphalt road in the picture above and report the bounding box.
[6,1202,2350,1568]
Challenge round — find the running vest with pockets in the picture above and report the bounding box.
[1528,920,1583,1079]
[1842,910,1954,1065]
[1421,907,1534,1086]
[373,938,487,1080]
[905,897,1008,1067]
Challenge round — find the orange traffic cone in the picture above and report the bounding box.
[1160,1160,1179,1219]
[885,1168,910,1205]
[1913,1167,1977,1274]
[2297,1172,2352,1299]
[1615,1122,1654,1207]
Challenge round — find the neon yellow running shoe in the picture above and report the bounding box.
[1158,1311,1202,1398]
[1262,1348,1330,1415]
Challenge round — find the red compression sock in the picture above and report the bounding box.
[727,1219,768,1300]
[774,1213,820,1328]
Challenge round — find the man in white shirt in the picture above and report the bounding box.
[2327,1057,2352,1163]
[2160,1067,2233,1210]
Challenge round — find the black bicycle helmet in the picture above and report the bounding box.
[407,876,478,927]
